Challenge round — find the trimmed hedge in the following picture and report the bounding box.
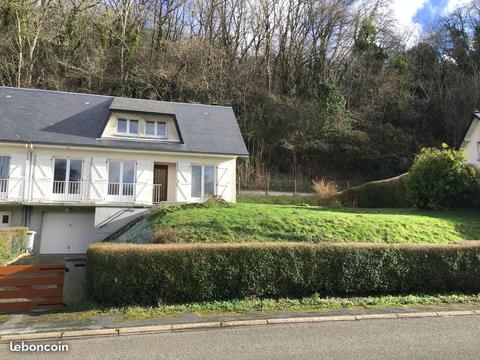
[318,174,411,208]
[87,242,480,306]
[0,227,27,265]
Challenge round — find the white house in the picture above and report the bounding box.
[460,112,480,168]
[0,87,248,254]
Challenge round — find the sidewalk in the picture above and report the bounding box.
[1,302,480,341]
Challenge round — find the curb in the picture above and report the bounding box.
[0,309,478,342]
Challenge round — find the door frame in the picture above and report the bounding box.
[153,164,168,202]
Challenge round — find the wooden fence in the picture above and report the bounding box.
[0,264,64,313]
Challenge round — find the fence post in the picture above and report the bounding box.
[293,179,297,196]
[237,177,240,194]
[265,177,269,196]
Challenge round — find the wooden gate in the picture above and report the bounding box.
[0,264,64,313]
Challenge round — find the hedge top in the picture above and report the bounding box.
[90,240,480,253]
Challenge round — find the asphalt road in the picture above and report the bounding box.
[3,315,480,359]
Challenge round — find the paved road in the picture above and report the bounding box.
[3,315,480,359]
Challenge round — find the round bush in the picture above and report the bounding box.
[406,145,479,209]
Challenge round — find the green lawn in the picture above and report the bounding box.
[147,202,480,244]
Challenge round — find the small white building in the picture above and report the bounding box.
[460,112,480,168]
[0,87,248,254]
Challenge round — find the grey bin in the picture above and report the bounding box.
[63,258,88,306]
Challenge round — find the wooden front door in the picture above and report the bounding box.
[153,164,168,203]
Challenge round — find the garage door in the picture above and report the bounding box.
[40,211,95,254]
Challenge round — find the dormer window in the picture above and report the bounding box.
[117,118,139,135]
[145,121,167,137]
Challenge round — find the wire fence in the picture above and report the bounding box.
[237,176,355,196]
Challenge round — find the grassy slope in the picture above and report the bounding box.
[148,203,480,244]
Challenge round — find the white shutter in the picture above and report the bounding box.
[176,162,192,202]
[90,157,107,201]
[135,160,153,204]
[8,154,27,200]
[82,157,92,200]
[32,154,53,200]
[216,166,230,198]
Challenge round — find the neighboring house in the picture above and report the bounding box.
[460,112,480,168]
[0,87,248,253]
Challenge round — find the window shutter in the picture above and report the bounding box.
[7,154,27,200]
[135,160,153,204]
[32,154,53,200]
[90,157,107,201]
[176,162,192,202]
[216,166,230,198]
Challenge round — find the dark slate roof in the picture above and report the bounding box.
[0,87,248,156]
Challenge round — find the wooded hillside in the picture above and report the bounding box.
[1,0,479,185]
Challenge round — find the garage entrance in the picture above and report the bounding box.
[40,211,95,254]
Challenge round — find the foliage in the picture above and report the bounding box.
[312,178,339,198]
[406,146,479,209]
[318,174,411,208]
[87,241,480,305]
[0,227,27,264]
[131,203,480,244]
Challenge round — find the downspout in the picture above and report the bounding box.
[23,142,34,227]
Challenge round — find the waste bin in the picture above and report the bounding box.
[25,231,36,252]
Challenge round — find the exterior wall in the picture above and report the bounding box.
[26,206,95,253]
[102,112,180,142]
[0,142,238,206]
[461,118,480,169]
[0,205,24,228]
[94,207,149,241]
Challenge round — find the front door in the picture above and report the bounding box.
[153,164,168,203]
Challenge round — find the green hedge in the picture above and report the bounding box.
[87,242,480,306]
[0,228,27,265]
[318,174,410,208]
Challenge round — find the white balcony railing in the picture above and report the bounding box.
[0,179,164,205]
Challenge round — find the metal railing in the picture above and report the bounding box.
[0,179,158,204]
[152,184,163,204]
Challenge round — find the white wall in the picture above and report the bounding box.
[461,118,480,168]
[0,143,239,205]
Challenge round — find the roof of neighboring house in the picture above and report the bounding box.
[460,112,480,148]
[0,87,248,156]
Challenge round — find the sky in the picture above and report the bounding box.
[391,0,471,42]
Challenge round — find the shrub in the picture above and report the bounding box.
[406,146,479,209]
[0,227,28,265]
[318,174,410,208]
[87,241,480,306]
[312,178,339,198]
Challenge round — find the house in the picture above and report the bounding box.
[460,112,480,168]
[0,87,248,253]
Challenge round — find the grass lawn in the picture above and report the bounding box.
[237,194,318,206]
[146,202,480,244]
[25,293,480,323]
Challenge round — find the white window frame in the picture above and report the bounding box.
[0,155,10,195]
[107,160,136,198]
[52,158,83,199]
[144,121,167,138]
[117,118,139,135]
[477,142,480,161]
[191,164,216,200]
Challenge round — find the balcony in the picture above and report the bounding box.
[0,179,161,206]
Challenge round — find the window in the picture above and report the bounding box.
[117,119,127,133]
[53,159,82,194]
[145,121,167,137]
[191,165,216,198]
[477,142,480,160]
[0,156,10,193]
[2,215,8,224]
[117,118,139,135]
[108,161,136,196]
